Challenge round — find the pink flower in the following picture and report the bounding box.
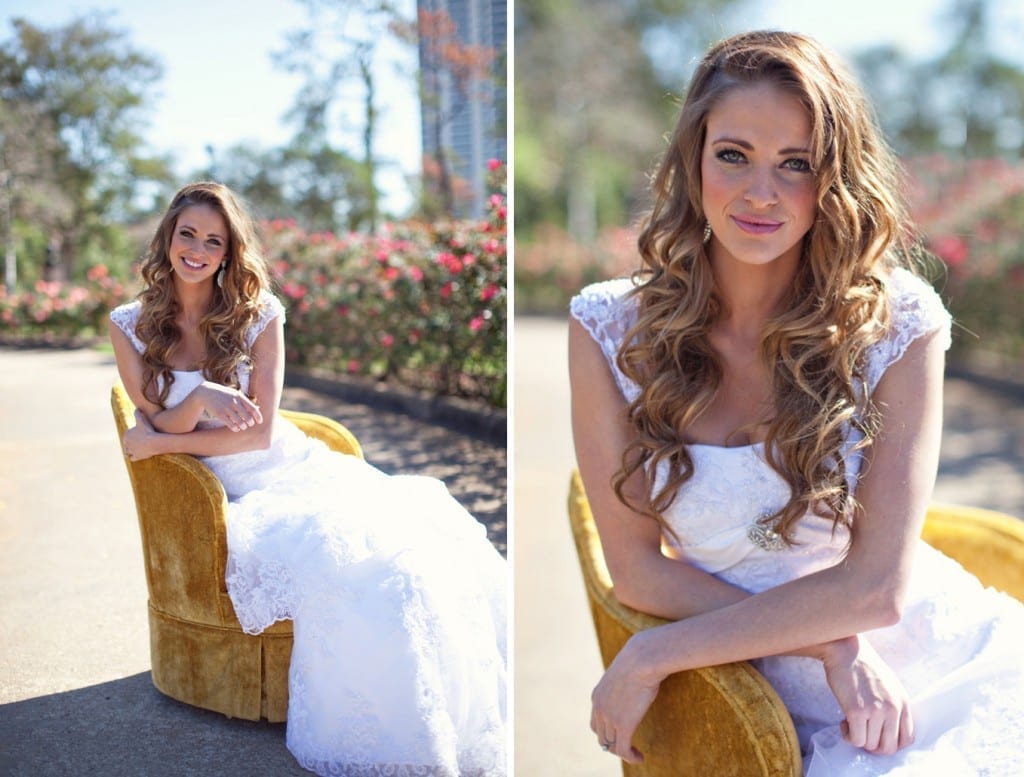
[381,333,394,347]
[409,266,424,282]
[440,281,453,299]
[932,235,969,267]
[281,281,308,300]
[480,283,500,302]
[487,158,502,172]
[469,316,485,332]
[346,359,361,374]
[385,267,400,281]
[86,264,109,281]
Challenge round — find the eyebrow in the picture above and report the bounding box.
[711,136,810,155]
[178,222,226,240]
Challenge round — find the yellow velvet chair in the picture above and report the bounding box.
[568,470,1024,777]
[111,383,363,722]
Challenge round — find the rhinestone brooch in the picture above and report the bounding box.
[747,512,787,552]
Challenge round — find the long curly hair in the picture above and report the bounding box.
[134,182,271,407]
[614,30,917,543]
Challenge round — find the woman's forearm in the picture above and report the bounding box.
[148,390,205,434]
[626,552,861,662]
[150,419,274,457]
[630,560,895,684]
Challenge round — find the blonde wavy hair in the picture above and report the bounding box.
[614,30,918,543]
[135,182,271,407]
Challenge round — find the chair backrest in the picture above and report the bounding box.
[922,503,1024,603]
[568,471,802,777]
[112,384,235,625]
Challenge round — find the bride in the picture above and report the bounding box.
[109,181,507,776]
[571,30,1024,775]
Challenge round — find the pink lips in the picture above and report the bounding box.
[731,216,783,235]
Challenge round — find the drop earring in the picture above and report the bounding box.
[703,221,712,244]
[216,262,228,288]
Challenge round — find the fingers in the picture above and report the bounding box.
[220,393,263,432]
[841,701,914,756]
[591,712,643,764]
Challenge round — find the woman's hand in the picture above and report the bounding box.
[194,381,263,432]
[123,410,163,461]
[590,631,664,764]
[822,635,914,755]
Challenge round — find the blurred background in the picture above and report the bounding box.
[0,0,508,407]
[514,1,1024,774]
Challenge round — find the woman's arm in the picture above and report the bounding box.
[569,317,752,617]
[109,319,263,434]
[117,315,285,460]
[589,326,944,761]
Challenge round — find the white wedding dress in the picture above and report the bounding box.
[572,269,1024,776]
[111,295,507,777]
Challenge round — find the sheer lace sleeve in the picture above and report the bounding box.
[246,291,286,349]
[864,268,952,393]
[109,301,145,354]
[569,278,642,404]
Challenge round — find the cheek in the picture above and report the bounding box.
[700,162,730,214]
[788,182,817,228]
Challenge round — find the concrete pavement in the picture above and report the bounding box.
[512,315,1024,777]
[0,345,505,776]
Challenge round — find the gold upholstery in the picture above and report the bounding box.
[111,383,363,721]
[568,470,1024,776]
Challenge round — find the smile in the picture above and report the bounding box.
[731,216,783,235]
[181,256,207,270]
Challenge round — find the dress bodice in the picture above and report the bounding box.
[110,292,295,499]
[570,268,952,592]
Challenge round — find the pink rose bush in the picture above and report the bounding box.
[268,186,507,407]
[906,155,1024,362]
[0,266,127,341]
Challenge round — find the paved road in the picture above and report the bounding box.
[513,316,1024,777]
[0,345,505,776]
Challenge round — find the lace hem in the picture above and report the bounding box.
[246,290,286,348]
[109,301,145,354]
[569,278,641,404]
[864,268,952,392]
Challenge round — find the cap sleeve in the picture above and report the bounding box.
[865,268,952,393]
[109,301,145,354]
[246,291,286,349]
[569,278,642,404]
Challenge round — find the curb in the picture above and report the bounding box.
[286,367,507,447]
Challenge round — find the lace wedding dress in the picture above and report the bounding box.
[111,294,507,777]
[571,269,1024,776]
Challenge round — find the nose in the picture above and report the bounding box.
[744,166,778,209]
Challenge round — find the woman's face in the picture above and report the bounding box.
[168,203,229,285]
[700,81,816,271]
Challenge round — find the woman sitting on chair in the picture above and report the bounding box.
[109,181,507,777]
[569,30,1024,775]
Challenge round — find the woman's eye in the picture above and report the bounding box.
[783,158,812,173]
[179,229,193,239]
[716,149,745,164]
[208,239,223,248]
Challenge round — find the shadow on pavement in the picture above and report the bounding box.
[0,673,305,776]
